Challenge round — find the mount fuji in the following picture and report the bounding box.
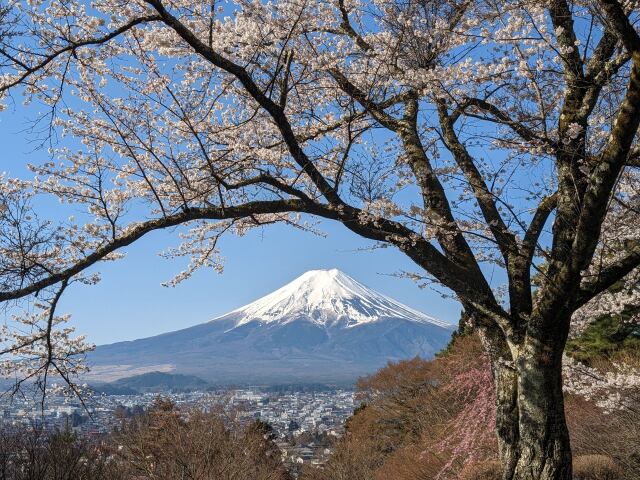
[88,269,454,385]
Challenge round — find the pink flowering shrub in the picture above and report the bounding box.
[433,351,496,477]
[302,335,498,480]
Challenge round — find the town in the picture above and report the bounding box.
[0,388,357,471]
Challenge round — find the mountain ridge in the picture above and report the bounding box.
[87,269,454,384]
[92,372,209,395]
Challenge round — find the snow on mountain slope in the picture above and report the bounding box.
[89,269,454,384]
[222,268,450,329]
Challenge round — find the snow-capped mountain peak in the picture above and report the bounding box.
[90,268,454,384]
[225,268,450,328]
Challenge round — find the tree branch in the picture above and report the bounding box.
[329,68,401,130]
[549,0,585,83]
[437,101,519,261]
[0,16,162,93]
[337,0,372,52]
[0,200,312,302]
[597,0,640,53]
[458,97,557,151]
[522,193,558,265]
[144,0,344,206]
[576,242,640,307]
[536,6,640,320]
[0,198,497,312]
[627,147,640,166]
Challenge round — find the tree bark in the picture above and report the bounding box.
[475,307,572,480]
[470,310,520,480]
[512,339,572,480]
[494,361,520,480]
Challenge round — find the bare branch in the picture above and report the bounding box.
[437,101,519,261]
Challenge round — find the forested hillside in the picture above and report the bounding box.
[301,325,639,480]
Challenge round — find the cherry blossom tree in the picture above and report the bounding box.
[1,0,640,479]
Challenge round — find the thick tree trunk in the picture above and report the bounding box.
[472,309,572,480]
[512,341,572,480]
[494,362,519,480]
[469,309,521,480]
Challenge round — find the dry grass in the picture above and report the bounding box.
[458,460,501,480]
[573,455,625,480]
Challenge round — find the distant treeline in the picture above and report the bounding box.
[263,383,352,393]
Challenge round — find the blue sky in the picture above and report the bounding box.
[1,109,462,345]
